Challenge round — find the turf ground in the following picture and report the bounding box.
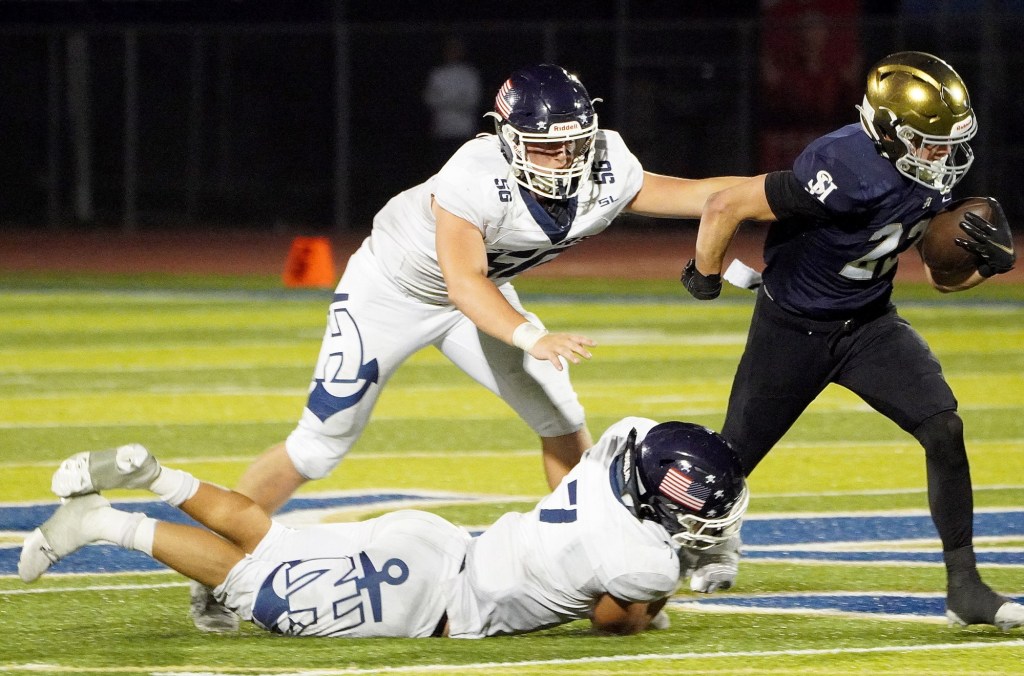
[1,272,1023,675]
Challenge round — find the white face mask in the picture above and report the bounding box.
[669,486,749,551]
[489,112,599,200]
[894,129,975,194]
[858,97,977,194]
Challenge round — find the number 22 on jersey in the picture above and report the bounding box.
[840,219,927,280]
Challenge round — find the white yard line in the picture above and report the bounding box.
[1,639,1021,675]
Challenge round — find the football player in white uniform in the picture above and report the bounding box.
[196,63,746,631]
[21,418,748,639]
[445,417,748,637]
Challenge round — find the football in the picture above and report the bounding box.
[919,196,999,286]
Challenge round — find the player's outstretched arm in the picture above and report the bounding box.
[625,172,748,219]
[434,201,595,370]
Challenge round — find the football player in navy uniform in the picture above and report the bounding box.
[681,51,1022,630]
[180,64,746,632]
[20,418,748,639]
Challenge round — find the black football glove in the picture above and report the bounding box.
[955,211,1016,278]
[681,259,722,300]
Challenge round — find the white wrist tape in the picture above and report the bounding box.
[511,322,548,352]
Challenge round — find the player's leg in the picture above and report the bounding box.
[705,291,833,594]
[836,311,1024,629]
[152,522,247,589]
[19,492,245,589]
[437,289,590,489]
[237,247,431,514]
[49,443,278,631]
[148,479,273,628]
[200,250,438,630]
[52,445,272,553]
[541,429,593,488]
[720,290,831,473]
[176,482,273,554]
[234,441,305,515]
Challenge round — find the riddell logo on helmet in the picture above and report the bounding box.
[951,117,974,135]
[550,122,582,133]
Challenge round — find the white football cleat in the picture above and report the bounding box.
[689,534,741,594]
[994,601,1024,631]
[949,600,1024,631]
[19,493,110,583]
[52,444,161,498]
[189,580,240,633]
[649,609,671,630]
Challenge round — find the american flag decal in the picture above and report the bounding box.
[495,79,514,118]
[659,467,711,511]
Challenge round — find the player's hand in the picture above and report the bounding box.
[529,332,596,371]
[681,259,722,300]
[955,211,1016,277]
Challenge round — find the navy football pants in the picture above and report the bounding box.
[721,286,973,551]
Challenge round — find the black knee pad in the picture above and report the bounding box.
[913,410,967,468]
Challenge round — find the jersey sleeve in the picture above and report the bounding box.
[585,416,659,465]
[603,569,677,603]
[431,138,508,233]
[764,170,835,222]
[597,130,645,205]
[790,143,871,216]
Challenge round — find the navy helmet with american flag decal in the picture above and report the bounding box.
[484,64,598,200]
[620,422,748,550]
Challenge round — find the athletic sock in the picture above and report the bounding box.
[89,506,146,549]
[944,545,1006,623]
[131,517,156,556]
[150,467,200,506]
[944,545,980,584]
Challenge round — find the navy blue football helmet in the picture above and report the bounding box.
[620,422,748,550]
[485,64,599,200]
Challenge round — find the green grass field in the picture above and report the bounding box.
[1,273,1023,675]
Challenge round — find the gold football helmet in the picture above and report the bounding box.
[857,51,977,194]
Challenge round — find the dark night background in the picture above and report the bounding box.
[0,1,1021,233]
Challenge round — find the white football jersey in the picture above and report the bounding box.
[221,511,469,639]
[445,417,681,638]
[367,131,645,305]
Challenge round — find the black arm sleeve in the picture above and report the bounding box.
[764,170,835,221]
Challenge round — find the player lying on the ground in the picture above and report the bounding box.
[19,417,748,638]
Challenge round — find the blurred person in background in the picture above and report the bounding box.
[423,36,483,171]
[757,0,862,172]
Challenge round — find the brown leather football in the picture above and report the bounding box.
[919,197,994,285]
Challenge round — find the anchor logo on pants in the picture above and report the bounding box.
[306,293,380,422]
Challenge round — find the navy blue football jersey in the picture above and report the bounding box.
[763,123,952,319]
